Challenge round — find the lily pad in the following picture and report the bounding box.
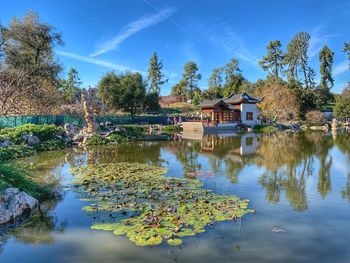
[71,162,253,246]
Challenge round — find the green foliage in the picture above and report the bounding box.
[161,125,182,134]
[0,145,35,161]
[334,88,350,119]
[71,163,253,246]
[170,80,187,102]
[259,40,284,79]
[59,67,82,104]
[284,32,315,88]
[319,46,334,90]
[97,72,148,117]
[344,42,350,70]
[86,135,109,146]
[34,139,66,151]
[0,163,51,200]
[254,125,278,133]
[192,92,201,107]
[144,92,161,113]
[223,58,246,97]
[107,133,129,144]
[0,124,64,143]
[122,125,147,137]
[147,52,167,95]
[182,61,201,100]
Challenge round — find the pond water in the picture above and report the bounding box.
[1,131,350,263]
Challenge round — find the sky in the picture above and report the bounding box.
[1,0,350,95]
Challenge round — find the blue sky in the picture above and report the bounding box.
[2,0,350,95]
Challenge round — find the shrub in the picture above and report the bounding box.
[0,124,64,143]
[161,125,182,134]
[0,145,35,161]
[122,125,146,138]
[108,133,129,144]
[86,135,109,146]
[305,110,324,123]
[254,125,278,133]
[0,163,51,200]
[34,139,66,151]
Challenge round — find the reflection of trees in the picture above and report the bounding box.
[174,140,201,174]
[256,132,334,211]
[85,142,163,166]
[0,195,66,254]
[342,174,350,202]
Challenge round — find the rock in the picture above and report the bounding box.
[22,135,40,146]
[0,140,13,147]
[115,127,127,133]
[0,188,39,225]
[64,123,80,138]
[309,126,328,132]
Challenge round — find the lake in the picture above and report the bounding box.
[1,131,350,263]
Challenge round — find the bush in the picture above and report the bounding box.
[161,125,182,134]
[122,125,147,138]
[108,133,129,144]
[86,135,109,146]
[0,124,64,143]
[34,139,66,151]
[254,125,278,133]
[0,163,51,200]
[0,145,35,161]
[305,110,324,123]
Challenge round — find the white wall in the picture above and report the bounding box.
[240,103,259,126]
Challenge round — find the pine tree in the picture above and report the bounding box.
[259,40,284,80]
[182,61,201,100]
[344,42,350,70]
[319,45,334,90]
[147,52,166,95]
[284,32,314,88]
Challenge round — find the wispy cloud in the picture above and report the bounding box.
[207,27,259,68]
[57,51,146,75]
[143,0,185,32]
[309,25,336,58]
[90,8,175,57]
[334,60,349,76]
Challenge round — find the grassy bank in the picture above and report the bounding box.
[0,124,69,199]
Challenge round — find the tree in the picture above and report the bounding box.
[59,68,81,104]
[222,58,245,97]
[1,11,63,81]
[319,46,334,90]
[288,79,316,116]
[284,32,314,88]
[119,73,146,119]
[257,82,300,121]
[192,91,201,107]
[97,71,120,109]
[0,11,63,114]
[259,40,284,80]
[207,67,224,99]
[171,80,187,102]
[97,72,147,119]
[182,61,201,100]
[334,87,350,119]
[344,42,350,70]
[147,52,167,95]
[144,92,161,113]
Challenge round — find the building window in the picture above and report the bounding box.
[246,112,253,120]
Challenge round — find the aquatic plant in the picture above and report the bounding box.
[71,162,253,246]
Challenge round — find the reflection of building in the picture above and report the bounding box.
[185,132,259,158]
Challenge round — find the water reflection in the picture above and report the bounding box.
[180,131,350,211]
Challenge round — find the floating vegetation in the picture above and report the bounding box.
[71,162,253,246]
